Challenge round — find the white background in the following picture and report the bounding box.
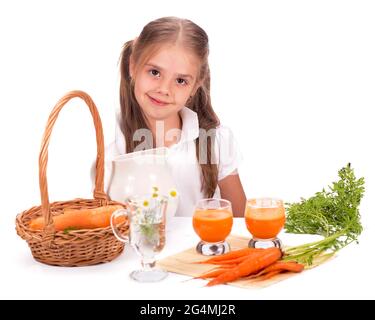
[1,0,374,299]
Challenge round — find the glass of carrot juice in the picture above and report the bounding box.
[193,198,233,256]
[245,198,285,249]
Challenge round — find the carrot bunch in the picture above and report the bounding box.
[193,247,304,287]
[29,205,125,231]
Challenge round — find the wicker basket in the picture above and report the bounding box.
[16,90,129,267]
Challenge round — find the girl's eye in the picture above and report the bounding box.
[149,69,160,77]
[177,78,188,86]
[148,69,188,86]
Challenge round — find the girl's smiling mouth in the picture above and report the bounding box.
[148,94,170,106]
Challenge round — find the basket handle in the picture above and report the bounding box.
[39,90,108,229]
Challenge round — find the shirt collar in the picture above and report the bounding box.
[179,106,199,143]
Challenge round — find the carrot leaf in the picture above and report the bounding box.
[284,163,365,265]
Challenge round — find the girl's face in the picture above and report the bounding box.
[131,45,200,123]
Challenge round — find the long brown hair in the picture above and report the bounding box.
[119,16,220,197]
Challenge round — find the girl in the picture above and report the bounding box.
[105,16,246,217]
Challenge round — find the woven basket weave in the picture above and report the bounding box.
[16,90,128,267]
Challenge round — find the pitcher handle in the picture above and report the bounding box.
[111,209,130,243]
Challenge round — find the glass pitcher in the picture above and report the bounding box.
[107,147,178,223]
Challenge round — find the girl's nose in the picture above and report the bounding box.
[156,78,171,95]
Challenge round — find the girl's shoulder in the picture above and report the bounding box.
[215,124,233,132]
[214,124,243,180]
[214,124,237,145]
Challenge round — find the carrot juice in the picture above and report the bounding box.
[245,199,285,239]
[193,209,233,243]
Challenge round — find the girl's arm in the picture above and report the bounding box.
[218,170,247,217]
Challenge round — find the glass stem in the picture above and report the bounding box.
[141,258,156,271]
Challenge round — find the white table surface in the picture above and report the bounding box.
[1,216,373,300]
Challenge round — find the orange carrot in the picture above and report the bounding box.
[244,261,304,280]
[254,270,283,281]
[260,261,304,274]
[206,247,282,287]
[194,267,234,280]
[209,254,255,265]
[29,205,125,231]
[194,248,258,264]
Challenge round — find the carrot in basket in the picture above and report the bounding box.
[29,205,125,231]
[194,248,257,264]
[206,247,282,287]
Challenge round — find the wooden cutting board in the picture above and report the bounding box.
[157,235,309,289]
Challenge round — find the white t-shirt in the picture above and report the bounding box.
[102,107,242,216]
